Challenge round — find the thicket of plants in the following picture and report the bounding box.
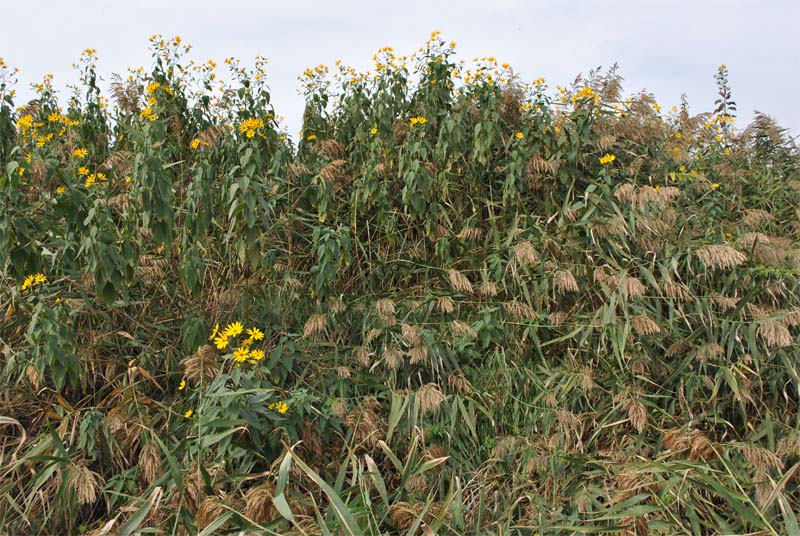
[1,33,800,535]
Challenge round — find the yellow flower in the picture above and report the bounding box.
[213,334,229,349]
[78,166,89,176]
[410,116,427,126]
[249,348,265,361]
[209,323,220,341]
[515,132,524,140]
[73,148,87,158]
[715,134,722,142]
[140,107,157,121]
[246,327,264,341]
[178,379,186,391]
[85,174,96,187]
[223,321,243,337]
[56,186,65,194]
[724,149,730,156]
[306,134,317,141]
[572,86,600,103]
[679,165,686,172]
[21,275,35,291]
[269,401,288,413]
[233,346,249,363]
[711,183,720,189]
[190,138,201,149]
[239,118,265,138]
[184,409,193,418]
[599,154,616,165]
[370,127,378,135]
[17,114,33,130]
[124,176,132,185]
[34,273,46,284]
[18,167,25,176]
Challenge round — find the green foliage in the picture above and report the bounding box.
[1,34,800,535]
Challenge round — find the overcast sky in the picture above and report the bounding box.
[2,0,797,138]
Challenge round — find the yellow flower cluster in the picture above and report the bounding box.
[21,273,47,291]
[599,154,616,165]
[268,401,289,414]
[84,172,106,188]
[572,86,600,104]
[190,138,210,150]
[210,322,266,364]
[140,107,157,121]
[409,116,428,126]
[73,147,88,158]
[239,118,265,138]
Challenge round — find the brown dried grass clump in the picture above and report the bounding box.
[68,462,101,505]
[660,276,690,300]
[314,139,343,158]
[451,319,477,338]
[619,274,647,300]
[345,397,384,448]
[448,369,473,394]
[447,269,473,294]
[512,241,539,267]
[663,428,715,461]
[631,314,660,336]
[437,295,455,314]
[696,343,724,363]
[456,226,483,241]
[243,482,279,524]
[303,313,327,338]
[383,345,403,370]
[181,344,220,385]
[695,244,747,270]
[135,254,171,283]
[417,383,446,415]
[195,496,227,530]
[408,344,428,365]
[478,276,498,297]
[758,319,793,348]
[138,440,162,486]
[389,501,445,530]
[503,300,537,320]
[287,162,311,180]
[353,345,371,367]
[552,269,579,294]
[317,159,348,184]
[374,298,397,324]
[743,209,775,228]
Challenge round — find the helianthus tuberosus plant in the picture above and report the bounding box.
[1,32,800,535]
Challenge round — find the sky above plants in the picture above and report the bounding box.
[3,0,797,137]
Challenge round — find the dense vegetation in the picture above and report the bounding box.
[1,34,800,535]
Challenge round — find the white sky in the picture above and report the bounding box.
[2,0,798,138]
